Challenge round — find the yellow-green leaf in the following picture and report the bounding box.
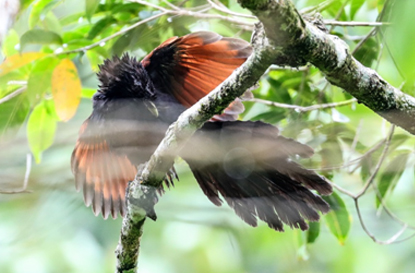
[51,59,82,121]
[27,102,57,163]
[0,52,47,76]
[323,192,351,245]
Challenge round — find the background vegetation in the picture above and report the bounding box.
[1,0,415,272]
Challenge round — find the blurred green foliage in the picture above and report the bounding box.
[1,0,415,272]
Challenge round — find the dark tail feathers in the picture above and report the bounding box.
[180,121,332,231]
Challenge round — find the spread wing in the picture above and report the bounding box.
[142,31,252,120]
[71,118,137,219]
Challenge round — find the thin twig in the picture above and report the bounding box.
[355,199,413,244]
[324,20,388,27]
[370,178,415,230]
[0,86,26,105]
[352,27,377,54]
[207,0,256,19]
[7,80,27,85]
[311,127,388,173]
[355,125,394,198]
[328,0,350,33]
[60,11,169,55]
[131,0,253,25]
[61,1,254,55]
[0,154,32,194]
[329,181,356,197]
[250,98,357,112]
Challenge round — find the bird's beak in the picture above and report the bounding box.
[144,100,159,117]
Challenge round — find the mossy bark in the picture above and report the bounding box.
[239,0,415,134]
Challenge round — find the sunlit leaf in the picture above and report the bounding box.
[27,101,57,163]
[51,59,82,121]
[376,152,410,207]
[86,0,100,21]
[27,56,60,104]
[0,52,47,76]
[323,192,351,245]
[20,29,63,51]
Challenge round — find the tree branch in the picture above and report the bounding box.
[250,97,357,112]
[115,25,277,272]
[238,0,415,135]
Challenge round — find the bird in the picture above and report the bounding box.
[71,31,333,232]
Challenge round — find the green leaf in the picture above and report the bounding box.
[267,77,292,104]
[323,192,351,245]
[350,0,365,20]
[86,0,100,21]
[353,37,379,67]
[27,101,57,163]
[20,29,63,51]
[376,152,410,207]
[0,91,30,140]
[87,16,117,40]
[306,221,320,244]
[382,1,415,82]
[27,56,60,104]
[250,109,286,124]
[388,134,409,154]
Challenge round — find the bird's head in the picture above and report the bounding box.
[95,54,156,101]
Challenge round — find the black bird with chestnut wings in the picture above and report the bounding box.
[71,31,332,232]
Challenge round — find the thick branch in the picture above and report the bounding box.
[239,0,415,135]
